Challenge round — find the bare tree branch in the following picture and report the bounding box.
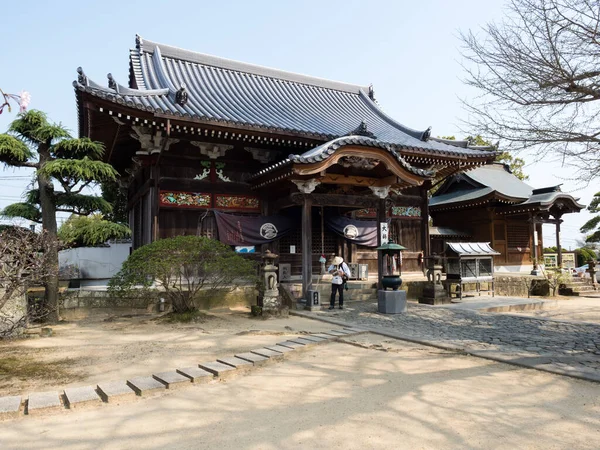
[460,0,600,182]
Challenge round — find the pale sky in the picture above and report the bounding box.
[0,0,596,249]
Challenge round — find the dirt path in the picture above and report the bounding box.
[0,308,339,396]
[0,334,598,449]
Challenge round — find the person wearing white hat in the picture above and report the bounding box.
[327,256,351,310]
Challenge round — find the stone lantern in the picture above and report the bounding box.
[587,259,597,290]
[376,240,407,314]
[419,253,451,305]
[258,250,287,316]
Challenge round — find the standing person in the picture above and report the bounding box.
[328,256,351,310]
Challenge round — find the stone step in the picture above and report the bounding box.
[97,381,137,403]
[64,386,102,409]
[153,371,193,389]
[276,340,306,349]
[0,396,21,419]
[295,336,326,346]
[198,361,239,379]
[27,391,62,415]
[234,352,270,367]
[264,345,295,354]
[127,376,167,396]
[176,367,215,383]
[250,348,285,361]
[217,356,255,373]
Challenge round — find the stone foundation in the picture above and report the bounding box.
[59,285,258,320]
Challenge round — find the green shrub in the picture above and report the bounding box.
[108,236,257,313]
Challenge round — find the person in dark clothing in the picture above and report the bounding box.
[328,256,351,310]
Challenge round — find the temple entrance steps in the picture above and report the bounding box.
[280,281,378,309]
[559,276,597,296]
[301,282,378,308]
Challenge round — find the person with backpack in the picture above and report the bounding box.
[328,256,351,310]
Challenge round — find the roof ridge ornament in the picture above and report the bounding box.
[135,34,143,50]
[107,73,117,91]
[175,84,188,106]
[368,84,375,101]
[421,126,432,142]
[77,67,88,86]
[348,121,376,139]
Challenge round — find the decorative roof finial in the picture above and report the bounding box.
[175,84,188,106]
[77,67,87,86]
[135,34,143,50]
[368,84,375,101]
[348,120,376,139]
[107,73,117,90]
[422,126,432,142]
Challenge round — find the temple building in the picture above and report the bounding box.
[429,162,584,272]
[74,36,497,298]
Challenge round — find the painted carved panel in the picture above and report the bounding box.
[391,206,422,218]
[159,191,212,208]
[214,194,260,211]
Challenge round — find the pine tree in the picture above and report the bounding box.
[580,192,600,244]
[0,110,125,321]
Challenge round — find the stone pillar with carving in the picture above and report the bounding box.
[258,250,288,317]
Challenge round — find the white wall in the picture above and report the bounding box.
[59,242,131,282]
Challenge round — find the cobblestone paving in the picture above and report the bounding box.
[315,302,600,378]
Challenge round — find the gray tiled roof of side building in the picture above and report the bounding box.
[429,187,494,207]
[430,164,584,210]
[429,164,532,207]
[73,36,498,159]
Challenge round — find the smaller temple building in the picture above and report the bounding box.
[429,163,584,272]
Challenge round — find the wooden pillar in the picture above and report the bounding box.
[150,164,160,242]
[556,219,562,268]
[530,213,539,274]
[301,195,313,299]
[420,181,431,258]
[376,198,386,290]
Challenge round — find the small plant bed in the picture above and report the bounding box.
[157,311,214,324]
[0,353,83,395]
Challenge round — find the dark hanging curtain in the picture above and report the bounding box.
[214,211,296,246]
[324,215,386,247]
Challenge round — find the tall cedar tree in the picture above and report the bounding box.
[0,110,121,321]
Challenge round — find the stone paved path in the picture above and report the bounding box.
[295,301,600,382]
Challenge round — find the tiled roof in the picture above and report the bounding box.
[430,163,585,212]
[251,136,435,181]
[288,136,435,177]
[430,164,532,207]
[73,35,498,159]
[429,226,471,237]
[519,186,585,209]
[446,242,501,256]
